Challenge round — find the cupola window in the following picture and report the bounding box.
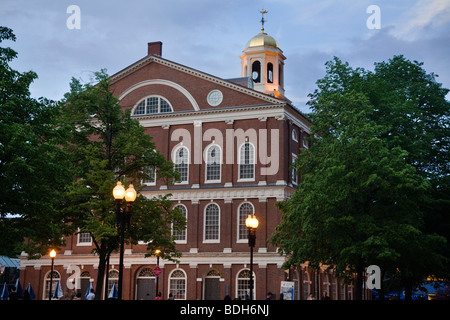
[251,61,261,83]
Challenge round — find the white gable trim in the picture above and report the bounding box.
[118,79,200,111]
[110,55,283,105]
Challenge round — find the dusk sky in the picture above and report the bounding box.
[1,0,449,113]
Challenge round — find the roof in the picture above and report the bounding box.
[109,54,285,106]
[244,32,281,50]
[0,256,20,268]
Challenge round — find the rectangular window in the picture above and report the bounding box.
[141,166,156,185]
[77,231,92,246]
[291,154,298,185]
[175,163,188,182]
[147,97,159,114]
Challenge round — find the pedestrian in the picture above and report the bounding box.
[155,292,162,300]
[86,288,95,300]
[321,292,330,300]
[8,287,18,300]
[307,293,315,300]
[265,292,273,300]
[168,293,174,300]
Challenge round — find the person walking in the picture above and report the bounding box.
[86,288,95,300]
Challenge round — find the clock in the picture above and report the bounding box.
[207,90,223,107]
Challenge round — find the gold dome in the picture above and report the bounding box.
[244,32,281,50]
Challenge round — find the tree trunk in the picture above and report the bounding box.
[404,282,413,300]
[95,247,107,300]
[355,259,364,300]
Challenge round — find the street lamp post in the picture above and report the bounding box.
[49,249,56,300]
[155,249,161,298]
[113,181,137,300]
[245,214,259,300]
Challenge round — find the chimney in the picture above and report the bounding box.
[148,41,162,56]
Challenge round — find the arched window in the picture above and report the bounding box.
[133,96,173,115]
[238,202,254,241]
[172,204,187,243]
[174,146,189,183]
[236,269,255,300]
[252,61,261,83]
[204,203,220,242]
[303,270,311,299]
[169,269,186,300]
[206,145,221,182]
[267,62,273,83]
[107,270,119,299]
[239,142,255,180]
[44,271,60,300]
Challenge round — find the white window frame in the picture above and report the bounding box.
[291,153,298,185]
[203,203,220,243]
[292,128,298,142]
[43,270,61,300]
[205,144,222,183]
[77,229,92,246]
[131,95,173,115]
[238,142,256,182]
[141,165,156,186]
[237,202,254,243]
[172,204,187,244]
[169,269,187,300]
[236,268,256,300]
[173,146,189,184]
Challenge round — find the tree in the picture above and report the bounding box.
[0,26,73,257]
[60,70,184,299]
[271,56,449,300]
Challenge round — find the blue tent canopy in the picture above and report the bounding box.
[108,283,118,299]
[26,283,36,300]
[0,283,9,300]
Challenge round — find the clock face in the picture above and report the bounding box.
[207,90,223,107]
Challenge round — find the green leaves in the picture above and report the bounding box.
[60,69,183,263]
[0,27,73,257]
[271,55,449,298]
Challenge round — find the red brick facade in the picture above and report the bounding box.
[18,42,357,300]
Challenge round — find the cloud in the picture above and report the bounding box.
[391,0,450,40]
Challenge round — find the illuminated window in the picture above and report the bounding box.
[44,271,60,300]
[236,269,255,300]
[267,62,273,83]
[169,269,186,300]
[252,61,261,83]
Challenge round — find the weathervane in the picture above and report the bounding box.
[259,9,268,32]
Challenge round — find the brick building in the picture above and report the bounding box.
[18,28,357,300]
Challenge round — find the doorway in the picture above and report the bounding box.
[204,270,221,300]
[136,267,156,300]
